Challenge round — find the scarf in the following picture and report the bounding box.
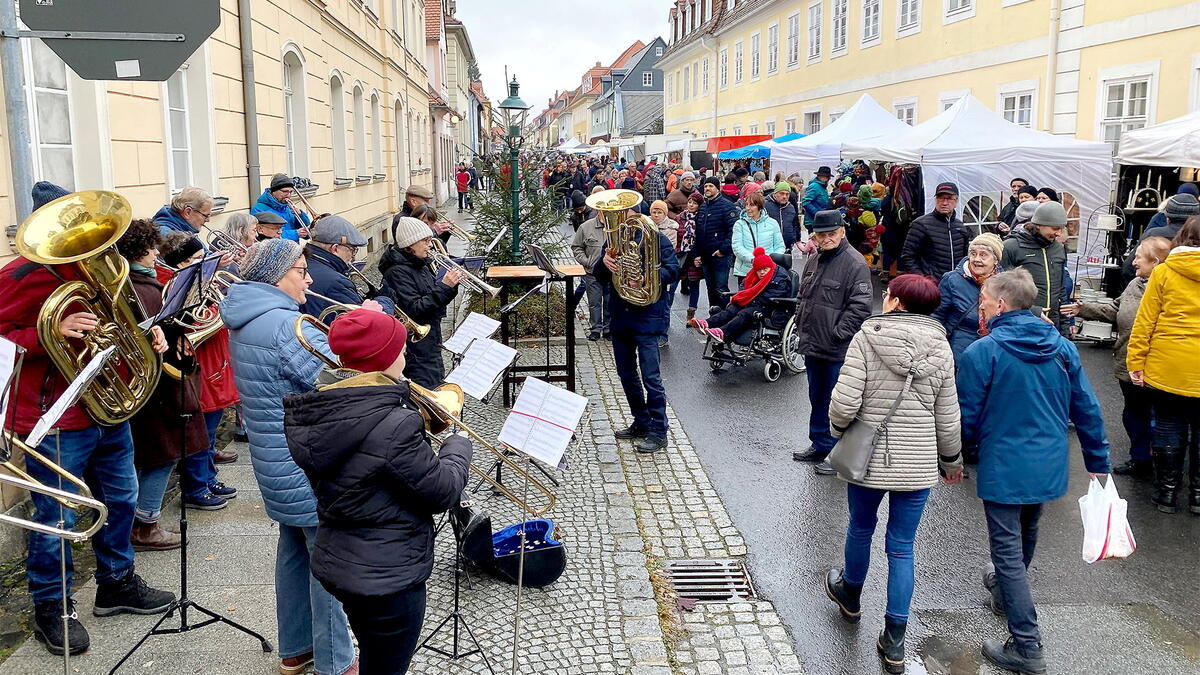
[730,260,777,307]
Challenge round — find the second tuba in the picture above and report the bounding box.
[585,189,661,306]
[15,191,162,425]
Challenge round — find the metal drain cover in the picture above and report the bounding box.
[663,559,755,602]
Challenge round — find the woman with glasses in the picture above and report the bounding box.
[219,239,357,675]
[300,214,395,323]
[379,216,463,388]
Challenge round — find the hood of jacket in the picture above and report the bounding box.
[286,372,409,477]
[858,313,949,379]
[1163,247,1200,281]
[255,189,286,210]
[220,280,299,331]
[379,244,425,277]
[152,204,198,233]
[986,310,1061,363]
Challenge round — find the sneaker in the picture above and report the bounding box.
[614,425,648,440]
[635,436,667,454]
[93,571,175,617]
[981,637,1047,674]
[587,331,600,342]
[814,460,837,475]
[279,651,314,675]
[33,600,89,655]
[688,317,709,334]
[208,481,238,498]
[184,491,229,511]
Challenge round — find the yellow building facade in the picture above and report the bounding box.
[660,0,1200,153]
[0,0,472,259]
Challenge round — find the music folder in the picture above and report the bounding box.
[497,377,587,468]
[156,253,223,324]
[444,338,517,401]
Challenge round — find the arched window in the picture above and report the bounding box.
[330,73,348,179]
[282,45,309,178]
[371,92,382,177]
[352,83,366,178]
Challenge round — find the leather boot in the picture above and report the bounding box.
[1151,446,1182,513]
[1189,440,1200,515]
[824,569,862,623]
[877,616,907,674]
[131,520,181,551]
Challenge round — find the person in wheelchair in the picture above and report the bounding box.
[688,247,792,344]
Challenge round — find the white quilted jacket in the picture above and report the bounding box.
[828,312,963,491]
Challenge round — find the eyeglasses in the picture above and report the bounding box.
[290,265,312,279]
[188,206,212,221]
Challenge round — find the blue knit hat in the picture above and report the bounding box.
[240,238,303,284]
[32,181,69,211]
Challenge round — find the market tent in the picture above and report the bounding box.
[556,138,582,151]
[771,94,909,175]
[705,134,773,154]
[1116,110,1200,168]
[716,132,806,159]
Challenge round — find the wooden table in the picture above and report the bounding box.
[486,264,585,406]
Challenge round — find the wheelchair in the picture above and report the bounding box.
[700,253,806,382]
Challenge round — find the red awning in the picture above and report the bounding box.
[705,135,773,154]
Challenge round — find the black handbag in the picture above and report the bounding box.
[828,368,914,482]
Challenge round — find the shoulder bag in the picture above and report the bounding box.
[827,367,915,482]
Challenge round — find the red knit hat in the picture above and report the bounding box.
[750,246,774,275]
[327,309,408,373]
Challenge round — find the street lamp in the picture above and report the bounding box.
[498,75,530,257]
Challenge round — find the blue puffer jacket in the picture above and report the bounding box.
[250,189,310,241]
[221,281,332,526]
[801,178,833,220]
[693,195,738,256]
[932,260,992,364]
[957,310,1110,504]
[153,205,198,236]
[593,231,680,336]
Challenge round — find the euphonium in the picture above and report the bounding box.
[15,191,162,425]
[160,270,241,380]
[585,189,661,306]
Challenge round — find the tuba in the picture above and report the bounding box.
[15,191,162,425]
[586,189,661,306]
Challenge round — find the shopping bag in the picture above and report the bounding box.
[1078,477,1136,563]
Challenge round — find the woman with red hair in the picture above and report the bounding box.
[822,273,964,674]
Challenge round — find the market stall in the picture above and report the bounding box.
[771,94,909,177]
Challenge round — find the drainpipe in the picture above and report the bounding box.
[702,34,719,137]
[238,0,261,205]
[1043,0,1061,133]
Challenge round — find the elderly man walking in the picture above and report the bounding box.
[901,182,971,280]
[957,269,1110,675]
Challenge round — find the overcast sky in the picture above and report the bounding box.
[455,0,666,116]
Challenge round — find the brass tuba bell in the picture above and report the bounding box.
[585,189,661,306]
[15,190,162,425]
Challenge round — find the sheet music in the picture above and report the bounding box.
[443,312,501,355]
[26,346,116,449]
[445,338,517,400]
[498,377,588,467]
[0,337,18,425]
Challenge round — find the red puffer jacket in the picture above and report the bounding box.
[197,327,239,413]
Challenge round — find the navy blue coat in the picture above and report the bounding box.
[300,245,394,321]
[593,231,680,336]
[957,310,1110,504]
[708,265,794,327]
[931,260,987,364]
[153,205,198,236]
[693,195,738,256]
[764,198,801,248]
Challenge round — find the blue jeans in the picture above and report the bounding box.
[135,462,175,523]
[983,501,1044,649]
[842,484,930,622]
[583,275,610,334]
[612,333,667,438]
[25,424,137,604]
[183,409,223,498]
[804,356,843,454]
[276,524,356,675]
[700,252,730,310]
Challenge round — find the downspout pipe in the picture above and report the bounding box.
[701,34,719,138]
[1043,0,1061,133]
[238,0,261,206]
[0,0,34,236]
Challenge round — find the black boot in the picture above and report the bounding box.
[33,599,89,655]
[877,616,907,674]
[93,570,175,617]
[824,569,862,623]
[982,637,1047,674]
[1151,446,1182,513]
[1189,440,1200,515]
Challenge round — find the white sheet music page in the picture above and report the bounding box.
[444,338,517,400]
[443,312,502,355]
[26,346,117,448]
[0,337,18,424]
[497,377,587,468]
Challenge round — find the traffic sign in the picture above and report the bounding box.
[16,0,220,82]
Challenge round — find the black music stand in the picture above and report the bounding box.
[109,261,271,674]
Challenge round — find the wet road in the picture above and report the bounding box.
[656,287,1200,674]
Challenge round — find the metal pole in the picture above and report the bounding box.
[237,0,261,206]
[509,129,520,258]
[0,0,34,233]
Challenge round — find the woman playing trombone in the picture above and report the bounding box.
[379,217,463,388]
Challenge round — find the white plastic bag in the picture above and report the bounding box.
[1078,477,1136,563]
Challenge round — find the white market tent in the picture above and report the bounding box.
[841,95,1112,219]
[555,138,582,152]
[1116,110,1200,168]
[771,94,910,177]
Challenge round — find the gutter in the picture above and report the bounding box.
[701,34,719,137]
[239,0,261,205]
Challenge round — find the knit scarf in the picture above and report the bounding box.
[730,262,776,307]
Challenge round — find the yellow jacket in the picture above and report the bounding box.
[1127,247,1200,397]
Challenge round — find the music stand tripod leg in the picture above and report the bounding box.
[54,432,69,675]
[417,512,495,673]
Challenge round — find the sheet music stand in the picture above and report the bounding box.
[485,263,585,407]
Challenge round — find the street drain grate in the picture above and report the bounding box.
[663,559,755,602]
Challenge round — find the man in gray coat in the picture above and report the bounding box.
[571,211,610,340]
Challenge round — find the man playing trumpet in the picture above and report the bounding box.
[299,215,395,322]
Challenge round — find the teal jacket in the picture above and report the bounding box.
[731,211,784,277]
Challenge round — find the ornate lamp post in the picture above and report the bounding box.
[498,76,530,257]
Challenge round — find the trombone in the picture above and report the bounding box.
[292,318,555,516]
[0,431,108,541]
[287,190,329,227]
[429,238,501,298]
[303,290,430,342]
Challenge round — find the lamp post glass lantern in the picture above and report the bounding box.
[498,76,530,256]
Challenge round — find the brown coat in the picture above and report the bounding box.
[129,271,209,469]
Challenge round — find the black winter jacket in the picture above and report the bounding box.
[900,210,971,279]
[379,245,459,387]
[300,245,394,322]
[1001,226,1067,328]
[285,372,471,597]
[694,195,738,256]
[796,238,873,361]
[764,198,801,248]
[593,231,680,336]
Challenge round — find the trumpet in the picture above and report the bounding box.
[207,228,249,256]
[434,211,476,242]
[291,317,555,516]
[429,238,501,298]
[303,290,430,342]
[0,431,108,541]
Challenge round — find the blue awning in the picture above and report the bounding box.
[717,133,807,159]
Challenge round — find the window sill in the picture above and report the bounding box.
[896,24,921,39]
[333,177,355,187]
[373,173,386,181]
[211,196,230,215]
[943,7,975,26]
[356,176,373,184]
[297,184,319,196]
[830,48,848,60]
[807,56,821,65]
[860,37,881,50]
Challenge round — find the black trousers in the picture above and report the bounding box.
[336,583,426,675]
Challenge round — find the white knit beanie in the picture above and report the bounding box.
[393,216,433,249]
